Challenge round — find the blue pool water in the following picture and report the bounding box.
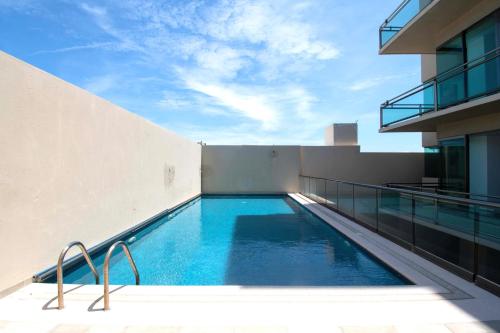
[58,196,410,286]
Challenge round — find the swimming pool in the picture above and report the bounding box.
[50,195,410,286]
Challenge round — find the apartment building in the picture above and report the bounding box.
[379,0,500,198]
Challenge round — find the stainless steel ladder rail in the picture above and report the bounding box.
[103,241,140,310]
[57,241,100,310]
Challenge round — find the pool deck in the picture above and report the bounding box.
[0,193,499,333]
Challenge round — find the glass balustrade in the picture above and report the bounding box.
[298,175,500,292]
[379,0,433,48]
[381,48,500,128]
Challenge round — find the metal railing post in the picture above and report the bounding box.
[473,206,480,280]
[376,189,380,233]
[433,79,438,112]
[324,180,327,205]
[411,194,416,250]
[336,181,340,211]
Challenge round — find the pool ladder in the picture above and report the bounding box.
[56,240,140,310]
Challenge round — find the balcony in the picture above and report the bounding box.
[379,0,434,50]
[379,0,484,54]
[380,47,500,132]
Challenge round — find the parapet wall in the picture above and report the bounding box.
[300,146,425,185]
[202,145,424,193]
[202,145,301,194]
[0,52,201,293]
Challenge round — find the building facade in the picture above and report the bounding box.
[379,0,500,199]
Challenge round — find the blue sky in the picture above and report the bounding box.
[0,0,423,151]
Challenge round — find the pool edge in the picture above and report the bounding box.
[32,193,202,283]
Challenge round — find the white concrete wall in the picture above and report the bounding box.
[300,146,425,185]
[0,51,201,292]
[202,145,425,193]
[324,123,358,146]
[422,132,438,147]
[201,146,301,194]
[421,54,436,82]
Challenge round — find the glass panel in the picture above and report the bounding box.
[309,178,317,200]
[424,147,440,178]
[440,138,466,192]
[436,200,475,237]
[466,14,500,98]
[381,82,434,126]
[353,186,377,229]
[437,35,464,74]
[338,183,354,217]
[325,180,338,209]
[317,179,326,204]
[414,196,436,222]
[380,0,433,47]
[477,205,500,285]
[437,35,465,108]
[380,29,399,47]
[378,189,413,245]
[414,197,475,273]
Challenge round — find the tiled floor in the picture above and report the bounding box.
[0,194,499,333]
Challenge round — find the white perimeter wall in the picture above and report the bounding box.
[202,146,301,193]
[300,146,425,185]
[0,52,201,292]
[202,146,424,194]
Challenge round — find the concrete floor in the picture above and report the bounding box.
[0,194,499,333]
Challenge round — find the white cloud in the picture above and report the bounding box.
[348,78,387,91]
[348,72,420,92]
[88,0,339,79]
[31,42,115,55]
[75,0,343,141]
[80,3,106,16]
[80,2,144,53]
[193,44,253,80]
[84,74,117,94]
[200,0,340,61]
[185,79,280,130]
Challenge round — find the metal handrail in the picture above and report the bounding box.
[386,183,500,202]
[57,241,99,310]
[103,241,139,310]
[299,175,500,209]
[383,46,500,107]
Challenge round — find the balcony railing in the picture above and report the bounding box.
[385,183,500,204]
[380,47,500,128]
[299,175,500,295]
[379,0,434,49]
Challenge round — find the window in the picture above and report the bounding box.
[435,10,500,108]
[466,14,500,98]
[436,35,465,108]
[439,138,466,192]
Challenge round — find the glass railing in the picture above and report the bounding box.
[385,183,500,204]
[299,175,500,295]
[381,47,500,128]
[379,0,434,49]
